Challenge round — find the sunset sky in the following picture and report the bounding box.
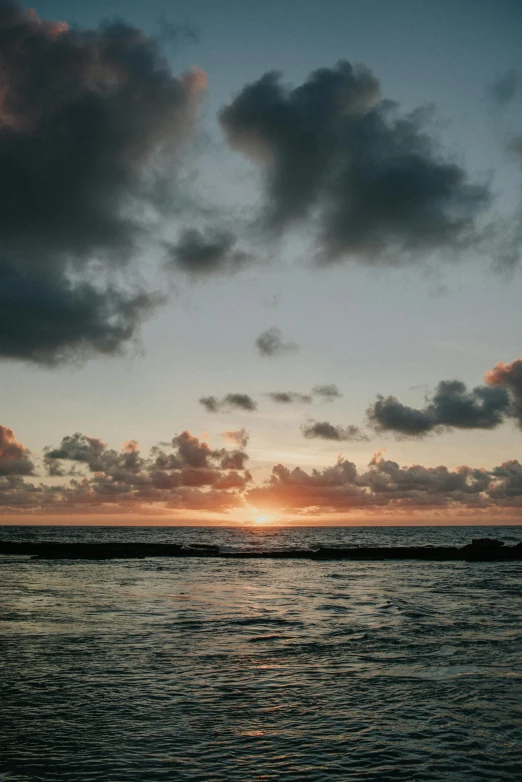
[2,0,522,524]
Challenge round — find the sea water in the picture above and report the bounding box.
[1,526,522,781]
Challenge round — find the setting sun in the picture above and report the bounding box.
[251,510,276,525]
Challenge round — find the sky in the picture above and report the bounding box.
[1,0,522,525]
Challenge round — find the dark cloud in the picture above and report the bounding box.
[44,432,144,476]
[367,394,435,436]
[219,449,249,470]
[172,430,216,468]
[301,420,369,442]
[0,2,204,363]
[0,263,161,365]
[367,371,517,437]
[360,452,490,496]
[220,61,489,264]
[255,327,298,357]
[199,393,257,413]
[199,396,220,413]
[312,384,342,401]
[489,459,522,499]
[487,70,519,107]
[166,227,251,276]
[222,393,257,412]
[267,391,312,404]
[265,384,341,405]
[0,425,34,475]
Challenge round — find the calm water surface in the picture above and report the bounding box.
[1,526,522,780]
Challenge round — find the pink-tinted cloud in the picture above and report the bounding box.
[485,359,522,424]
[0,425,34,475]
[122,440,140,453]
[181,66,208,95]
[222,428,249,448]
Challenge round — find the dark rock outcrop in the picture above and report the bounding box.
[0,539,521,561]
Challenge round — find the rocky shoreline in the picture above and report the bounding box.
[1,537,521,561]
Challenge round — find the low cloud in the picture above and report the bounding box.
[366,359,522,437]
[220,61,489,265]
[312,384,342,401]
[3,424,522,518]
[267,392,312,404]
[166,227,251,276]
[302,420,369,442]
[266,384,341,405]
[246,452,514,515]
[255,327,299,357]
[199,393,257,413]
[39,429,252,513]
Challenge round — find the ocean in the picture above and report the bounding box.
[2,525,522,781]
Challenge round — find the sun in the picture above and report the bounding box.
[248,506,278,525]
[253,513,276,525]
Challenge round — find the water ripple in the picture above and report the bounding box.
[1,527,522,780]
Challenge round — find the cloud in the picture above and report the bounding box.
[199,396,220,413]
[368,380,511,437]
[220,61,490,264]
[166,227,251,276]
[267,392,312,404]
[219,449,249,470]
[0,425,34,475]
[38,429,251,513]
[222,428,249,448]
[4,425,522,518]
[312,384,342,401]
[487,70,519,107]
[265,384,341,405]
[44,432,144,476]
[246,452,514,515]
[0,1,205,363]
[122,440,140,453]
[301,420,369,442]
[484,359,522,425]
[365,360,522,437]
[0,264,162,365]
[172,430,216,468]
[255,327,299,357]
[199,393,257,413]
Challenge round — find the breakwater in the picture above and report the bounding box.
[1,537,521,561]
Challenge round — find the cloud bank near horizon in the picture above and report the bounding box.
[1,423,522,520]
